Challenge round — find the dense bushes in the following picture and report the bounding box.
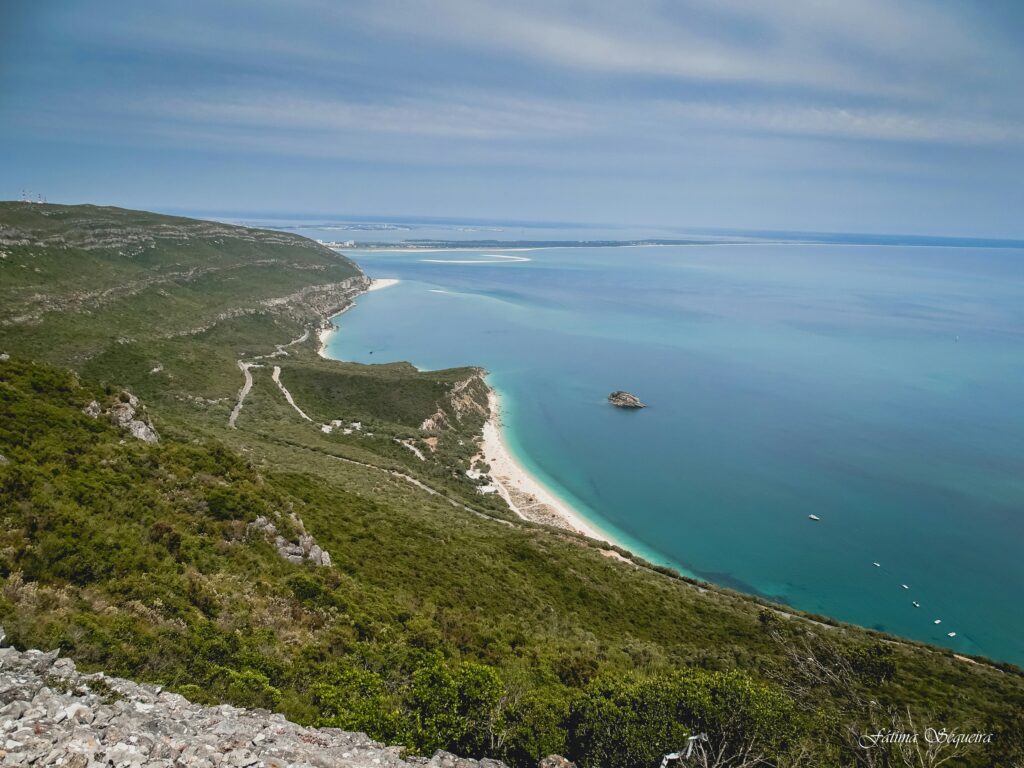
[567,671,802,768]
[0,359,1020,767]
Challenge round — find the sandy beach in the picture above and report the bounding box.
[316,275,626,553]
[479,391,616,543]
[317,311,349,358]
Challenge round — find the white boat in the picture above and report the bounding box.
[947,632,956,638]
[872,562,881,567]
[934,619,942,624]
[808,514,821,521]
[912,601,920,608]
[901,584,909,590]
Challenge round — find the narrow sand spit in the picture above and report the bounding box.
[367,278,400,291]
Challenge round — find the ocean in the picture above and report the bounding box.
[307,234,1024,665]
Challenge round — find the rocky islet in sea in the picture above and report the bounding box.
[607,390,646,408]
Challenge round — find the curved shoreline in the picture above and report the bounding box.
[479,389,617,544]
[315,279,631,554]
[317,278,399,355]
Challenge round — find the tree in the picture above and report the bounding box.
[312,664,401,741]
[569,670,804,768]
[407,656,504,757]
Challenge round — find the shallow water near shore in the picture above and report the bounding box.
[320,241,1024,665]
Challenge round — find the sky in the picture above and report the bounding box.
[1,1,1023,236]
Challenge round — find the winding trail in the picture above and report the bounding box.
[228,329,312,428]
[272,366,313,421]
[397,439,427,461]
[259,329,310,360]
[325,453,512,526]
[228,361,260,429]
[222,317,998,673]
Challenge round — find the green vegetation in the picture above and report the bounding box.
[1,203,1022,766]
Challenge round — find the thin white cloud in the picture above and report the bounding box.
[342,0,1008,103]
[132,85,1024,149]
[349,0,858,91]
[40,0,1022,155]
[137,90,591,141]
[657,102,1024,146]
[14,80,1014,171]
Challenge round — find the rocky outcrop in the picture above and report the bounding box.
[247,515,331,567]
[0,630,509,768]
[538,757,577,768]
[607,391,646,409]
[83,394,159,443]
[166,276,369,340]
[262,275,371,323]
[421,372,488,432]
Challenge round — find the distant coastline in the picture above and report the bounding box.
[302,231,1024,252]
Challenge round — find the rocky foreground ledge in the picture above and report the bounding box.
[0,631,516,768]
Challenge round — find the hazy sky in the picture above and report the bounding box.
[2,1,1023,235]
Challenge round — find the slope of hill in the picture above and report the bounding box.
[1,203,1021,767]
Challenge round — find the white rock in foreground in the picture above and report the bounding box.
[0,630,507,768]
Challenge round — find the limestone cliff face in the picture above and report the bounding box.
[164,275,371,339]
[83,393,159,443]
[247,514,332,567]
[421,370,489,432]
[0,632,510,768]
[271,274,372,324]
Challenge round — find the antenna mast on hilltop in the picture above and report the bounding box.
[18,189,47,204]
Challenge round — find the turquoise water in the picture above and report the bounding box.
[322,243,1024,665]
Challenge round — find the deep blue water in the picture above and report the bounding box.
[318,242,1024,666]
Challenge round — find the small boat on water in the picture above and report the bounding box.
[947,632,957,638]
[934,619,942,624]
[808,514,821,521]
[912,601,920,608]
[901,584,909,590]
[872,562,881,567]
